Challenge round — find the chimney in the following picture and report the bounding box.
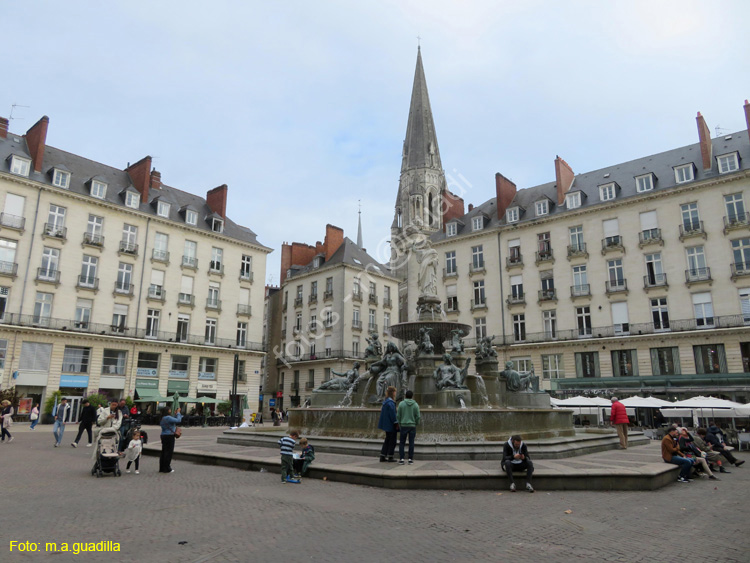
[24,116,49,173]
[495,172,517,219]
[441,189,465,229]
[125,156,153,203]
[696,112,713,171]
[468,203,474,212]
[206,184,228,219]
[324,224,344,261]
[150,169,162,191]
[744,100,750,141]
[280,243,292,285]
[0,117,8,139]
[554,155,575,205]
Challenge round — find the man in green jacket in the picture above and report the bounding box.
[397,390,421,465]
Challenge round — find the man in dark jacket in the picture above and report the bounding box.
[502,434,534,492]
[71,399,97,447]
[701,427,745,467]
[378,386,398,462]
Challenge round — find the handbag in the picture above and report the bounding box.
[30,412,39,421]
[174,427,182,439]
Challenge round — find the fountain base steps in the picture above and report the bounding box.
[143,436,677,491]
[217,428,650,460]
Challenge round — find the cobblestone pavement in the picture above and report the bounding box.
[3,424,749,563]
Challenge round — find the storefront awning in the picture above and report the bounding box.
[134,388,171,402]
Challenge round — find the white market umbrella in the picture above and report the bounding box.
[734,403,750,417]
[669,396,742,409]
[619,396,673,408]
[661,396,744,424]
[555,396,611,407]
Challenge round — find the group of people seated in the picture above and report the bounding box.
[661,423,745,483]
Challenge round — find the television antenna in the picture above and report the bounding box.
[715,125,730,137]
[9,103,30,122]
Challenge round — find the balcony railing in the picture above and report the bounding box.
[308,294,318,305]
[239,271,254,282]
[723,212,750,233]
[643,273,668,288]
[368,323,378,333]
[0,261,18,277]
[0,213,25,230]
[294,297,303,307]
[182,256,198,269]
[77,275,99,290]
[148,285,166,301]
[506,254,523,268]
[638,228,662,247]
[506,293,525,306]
[237,304,252,316]
[352,291,363,302]
[152,249,170,263]
[119,240,138,255]
[567,243,588,259]
[82,232,104,247]
[471,299,487,310]
[731,262,750,278]
[208,262,224,275]
[601,236,624,253]
[685,267,711,284]
[43,223,67,240]
[206,298,222,310]
[177,293,195,306]
[36,268,60,284]
[352,320,362,330]
[570,284,591,298]
[276,349,367,364]
[114,282,134,296]
[442,267,457,279]
[535,249,554,264]
[538,288,557,302]
[383,298,392,308]
[324,290,333,301]
[368,294,378,305]
[605,279,628,294]
[679,221,706,241]
[444,301,459,313]
[469,262,486,275]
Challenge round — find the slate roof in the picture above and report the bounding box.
[0,133,269,250]
[287,237,395,281]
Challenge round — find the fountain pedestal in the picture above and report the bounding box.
[435,389,472,408]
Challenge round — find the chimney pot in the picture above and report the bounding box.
[0,117,8,139]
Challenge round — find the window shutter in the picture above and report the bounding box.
[4,193,25,216]
[508,239,520,248]
[510,275,523,285]
[150,270,164,286]
[639,211,658,231]
[650,348,660,376]
[239,288,250,305]
[180,276,193,295]
[446,285,457,297]
[603,219,619,237]
[19,342,53,371]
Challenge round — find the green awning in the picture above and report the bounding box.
[195,397,223,404]
[134,388,172,402]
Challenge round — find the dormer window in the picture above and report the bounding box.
[314,256,323,268]
[566,192,582,209]
[9,155,31,177]
[635,173,655,193]
[52,168,71,189]
[91,180,107,199]
[472,216,484,231]
[506,207,520,223]
[125,191,140,209]
[185,210,198,226]
[446,222,457,236]
[599,182,617,201]
[211,217,224,233]
[157,201,171,218]
[674,164,695,184]
[717,152,739,174]
[535,200,549,217]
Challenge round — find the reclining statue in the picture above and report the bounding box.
[501,361,540,393]
[433,353,471,391]
[316,362,361,392]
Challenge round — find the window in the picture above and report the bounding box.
[125,191,140,209]
[732,238,750,272]
[91,180,107,198]
[62,346,91,374]
[508,239,521,263]
[535,200,549,216]
[384,286,391,303]
[543,309,557,338]
[635,174,654,193]
[170,355,190,378]
[474,317,487,340]
[146,309,160,337]
[693,344,726,374]
[198,357,218,379]
[612,302,629,335]
[566,192,581,209]
[445,251,456,275]
[725,193,745,223]
[645,253,664,286]
[80,255,98,287]
[52,169,71,189]
[211,217,224,233]
[295,312,302,331]
[116,262,133,292]
[176,314,190,342]
[607,258,625,288]
[472,216,483,231]
[511,357,532,373]
[510,274,523,300]
[576,306,592,337]
[210,247,223,272]
[471,245,484,269]
[542,354,564,379]
[47,204,66,235]
[86,214,104,244]
[368,308,376,331]
[639,210,659,240]
[446,284,458,311]
[446,222,457,236]
[650,347,680,376]
[324,335,332,357]
[540,270,554,296]
[102,349,127,376]
[473,280,485,306]
[153,232,169,262]
[692,292,714,328]
[325,277,333,296]
[10,155,30,176]
[208,283,220,308]
[352,337,360,356]
[121,224,138,253]
[179,276,194,304]
[157,201,170,218]
[674,164,694,184]
[353,278,361,297]
[368,281,376,297]
[686,246,707,279]
[310,281,318,300]
[611,350,638,377]
[40,247,59,279]
[237,322,247,348]
[353,308,360,327]
[324,309,333,328]
[599,183,616,201]
[205,318,217,344]
[137,352,160,373]
[183,240,198,267]
[717,153,739,174]
[240,255,253,279]
[569,226,584,252]
[384,312,391,331]
[506,207,519,223]
[112,303,128,332]
[19,341,52,372]
[651,297,670,330]
[185,209,198,225]
[572,265,588,294]
[575,352,599,378]
[537,232,551,256]
[2,193,25,228]
[681,203,701,232]
[0,286,7,320]
[602,218,620,246]
[74,298,92,328]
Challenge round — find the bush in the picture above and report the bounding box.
[44,390,64,415]
[83,393,109,409]
[124,396,134,409]
[217,400,232,416]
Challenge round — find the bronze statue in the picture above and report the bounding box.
[418,327,434,355]
[316,362,361,391]
[433,353,471,390]
[370,342,408,399]
[363,333,383,360]
[450,329,465,354]
[475,335,497,359]
[501,361,540,393]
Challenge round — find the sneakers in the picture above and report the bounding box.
[380,456,387,463]
[286,477,301,484]
[135,470,139,475]
[709,475,720,481]
[54,443,59,447]
[386,457,397,463]
[735,460,745,467]
[408,459,413,465]
[510,483,517,492]
[677,477,690,483]
[526,483,535,493]
[720,467,731,474]
[8,437,13,443]
[126,469,131,474]
[398,459,405,465]
[71,442,78,448]
[86,443,92,447]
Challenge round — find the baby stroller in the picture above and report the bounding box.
[91,428,122,478]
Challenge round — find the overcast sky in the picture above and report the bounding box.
[4,1,750,284]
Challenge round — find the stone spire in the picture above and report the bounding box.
[357,201,363,248]
[401,46,442,173]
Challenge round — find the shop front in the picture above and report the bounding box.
[59,375,90,423]
[134,377,162,417]
[196,381,217,414]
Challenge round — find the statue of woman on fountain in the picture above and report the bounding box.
[316,362,361,391]
[371,342,408,400]
[418,327,434,355]
[433,354,471,390]
[412,238,439,297]
[501,361,540,393]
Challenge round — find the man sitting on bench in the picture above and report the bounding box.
[502,434,534,493]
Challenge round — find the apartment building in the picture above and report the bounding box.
[0,115,270,416]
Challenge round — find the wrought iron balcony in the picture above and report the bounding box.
[535,249,554,265]
[0,261,18,277]
[471,298,487,310]
[685,267,711,284]
[605,279,628,294]
[383,298,392,308]
[181,255,198,269]
[352,320,362,330]
[731,262,750,279]
[506,293,525,306]
[237,304,252,316]
[113,282,134,296]
[352,291,363,302]
[208,261,224,275]
[601,236,624,254]
[324,290,333,301]
[506,254,523,268]
[0,213,24,231]
[469,262,486,275]
[82,232,104,247]
[76,275,99,290]
[643,273,668,289]
[239,271,254,282]
[679,221,706,241]
[36,268,60,284]
[206,298,222,310]
[567,243,588,259]
[538,288,557,302]
[442,267,457,279]
[570,284,591,298]
[294,297,303,307]
[368,294,378,305]
[43,223,67,240]
[308,294,318,305]
[151,249,170,263]
[638,228,663,247]
[148,285,166,301]
[177,293,195,306]
[723,212,750,234]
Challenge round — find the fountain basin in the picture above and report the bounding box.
[389,320,472,355]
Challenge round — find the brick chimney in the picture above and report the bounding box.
[24,116,49,173]
[323,224,344,261]
[125,156,152,203]
[468,203,474,212]
[554,156,575,205]
[441,189,465,229]
[744,100,750,140]
[0,117,8,139]
[206,184,228,219]
[495,172,517,219]
[696,111,713,171]
[280,243,292,285]
[150,169,162,191]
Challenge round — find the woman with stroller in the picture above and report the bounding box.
[159,406,182,473]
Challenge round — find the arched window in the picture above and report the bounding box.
[397,207,402,228]
[428,193,434,226]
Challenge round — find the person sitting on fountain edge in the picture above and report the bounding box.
[502,434,534,492]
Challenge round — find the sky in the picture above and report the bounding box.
[4,1,750,285]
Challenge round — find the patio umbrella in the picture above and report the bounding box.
[134,395,172,403]
[661,396,744,425]
[555,396,611,406]
[735,403,750,417]
[196,397,223,404]
[619,396,673,408]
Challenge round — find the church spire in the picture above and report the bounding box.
[357,200,363,248]
[401,46,442,172]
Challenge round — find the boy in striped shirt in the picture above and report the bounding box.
[278,430,300,483]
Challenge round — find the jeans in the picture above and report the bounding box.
[281,455,294,481]
[30,418,39,429]
[74,422,93,444]
[504,459,534,485]
[380,431,397,459]
[159,434,176,472]
[1,426,11,440]
[53,420,66,444]
[399,427,416,460]
[666,455,694,479]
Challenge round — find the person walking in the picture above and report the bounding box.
[397,390,421,465]
[52,398,71,447]
[29,403,40,430]
[1,400,14,443]
[378,386,398,463]
[159,406,182,473]
[610,396,629,449]
[71,399,97,447]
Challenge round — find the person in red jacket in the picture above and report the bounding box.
[610,397,629,449]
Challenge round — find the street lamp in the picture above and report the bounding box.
[201,401,206,428]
